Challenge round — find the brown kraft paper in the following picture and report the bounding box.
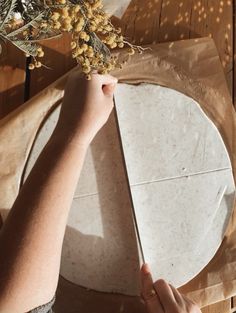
[0,37,235,311]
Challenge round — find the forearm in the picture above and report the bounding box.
[0,127,88,312]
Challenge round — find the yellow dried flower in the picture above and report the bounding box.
[128,48,135,55]
[91,58,99,66]
[61,7,69,18]
[105,25,113,32]
[40,22,48,28]
[111,42,118,49]
[106,37,114,45]
[81,43,88,51]
[75,23,83,32]
[19,0,137,75]
[86,74,92,80]
[103,19,108,26]
[63,17,72,24]
[69,7,75,17]
[84,58,90,66]
[53,21,61,30]
[74,5,81,13]
[77,56,85,63]
[38,50,45,58]
[93,0,103,9]
[80,31,87,39]
[106,63,113,71]
[98,69,108,75]
[72,52,77,58]
[22,30,28,36]
[89,24,97,32]
[35,61,42,68]
[83,66,91,74]
[51,12,60,21]
[28,63,35,70]
[76,48,84,55]
[86,50,94,57]
[71,41,77,49]
[62,23,72,31]
[84,35,90,42]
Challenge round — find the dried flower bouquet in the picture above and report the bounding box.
[0,0,144,79]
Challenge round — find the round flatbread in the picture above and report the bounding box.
[23,83,235,295]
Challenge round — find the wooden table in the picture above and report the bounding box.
[0,0,235,312]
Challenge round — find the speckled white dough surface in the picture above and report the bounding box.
[24,83,235,295]
[24,108,141,296]
[114,83,235,286]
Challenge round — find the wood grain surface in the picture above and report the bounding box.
[201,299,231,313]
[120,0,234,98]
[0,1,235,312]
[233,0,235,107]
[232,297,236,312]
[0,42,26,118]
[29,33,75,98]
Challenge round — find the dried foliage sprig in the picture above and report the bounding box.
[0,0,145,78]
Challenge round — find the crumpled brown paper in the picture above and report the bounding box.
[0,37,236,311]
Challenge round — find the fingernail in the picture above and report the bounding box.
[142,263,151,274]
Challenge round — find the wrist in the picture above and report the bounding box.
[51,124,91,150]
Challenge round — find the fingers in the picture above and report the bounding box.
[141,264,164,313]
[154,279,176,311]
[181,293,201,311]
[89,73,118,97]
[99,74,118,85]
[99,74,117,97]
[169,284,184,305]
[68,71,118,89]
[141,264,154,299]
[99,74,118,97]
[87,73,117,85]
[141,265,201,313]
[102,83,117,97]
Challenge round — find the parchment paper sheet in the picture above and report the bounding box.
[0,37,236,311]
[102,0,132,18]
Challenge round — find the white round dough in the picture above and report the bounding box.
[23,83,235,295]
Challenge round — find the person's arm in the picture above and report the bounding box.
[141,264,201,313]
[0,71,118,313]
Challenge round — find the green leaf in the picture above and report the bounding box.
[0,0,18,31]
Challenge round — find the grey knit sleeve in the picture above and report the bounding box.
[27,296,55,313]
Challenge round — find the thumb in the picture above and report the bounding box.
[102,83,117,97]
[141,264,165,313]
[141,264,155,300]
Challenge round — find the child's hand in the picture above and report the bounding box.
[141,264,201,313]
[57,70,118,145]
